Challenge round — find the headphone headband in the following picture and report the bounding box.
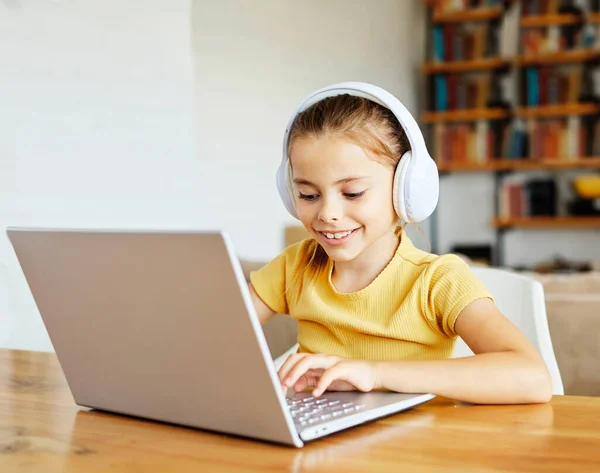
[281,82,427,168]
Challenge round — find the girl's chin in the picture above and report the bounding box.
[321,244,362,262]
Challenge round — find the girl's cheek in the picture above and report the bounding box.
[295,206,312,222]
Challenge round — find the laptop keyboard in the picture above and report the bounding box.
[286,396,366,427]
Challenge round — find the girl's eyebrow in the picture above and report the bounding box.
[293,176,368,186]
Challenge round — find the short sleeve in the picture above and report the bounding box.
[249,240,308,315]
[421,255,494,338]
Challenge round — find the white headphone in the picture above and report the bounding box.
[276,81,439,223]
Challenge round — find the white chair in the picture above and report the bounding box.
[274,266,564,395]
[456,266,564,395]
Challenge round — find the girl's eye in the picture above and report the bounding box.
[344,191,366,199]
[298,193,318,201]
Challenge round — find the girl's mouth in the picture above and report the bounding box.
[318,228,359,246]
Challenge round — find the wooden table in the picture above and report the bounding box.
[1,349,600,472]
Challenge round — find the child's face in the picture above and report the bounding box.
[289,134,398,262]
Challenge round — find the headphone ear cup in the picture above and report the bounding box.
[276,161,298,219]
[394,150,439,223]
[411,154,439,222]
[393,151,412,222]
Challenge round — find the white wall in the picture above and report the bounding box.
[0,0,429,351]
[1,0,200,350]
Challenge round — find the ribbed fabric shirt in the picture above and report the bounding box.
[250,234,493,361]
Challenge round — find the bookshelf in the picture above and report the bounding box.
[438,156,600,171]
[433,5,504,22]
[515,48,600,65]
[421,56,511,73]
[520,13,583,27]
[422,108,510,122]
[515,103,600,117]
[422,0,600,268]
[493,215,600,228]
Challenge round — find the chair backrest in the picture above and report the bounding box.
[453,266,564,395]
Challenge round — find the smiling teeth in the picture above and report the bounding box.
[324,230,352,239]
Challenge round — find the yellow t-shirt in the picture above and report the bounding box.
[250,234,493,361]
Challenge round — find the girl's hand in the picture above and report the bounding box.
[278,353,380,397]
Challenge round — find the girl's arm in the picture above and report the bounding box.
[279,298,553,404]
[248,283,277,325]
[372,298,553,404]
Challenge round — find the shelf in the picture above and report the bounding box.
[517,49,600,66]
[520,14,582,27]
[508,158,600,170]
[515,103,600,118]
[438,158,600,173]
[422,57,511,74]
[433,6,503,23]
[421,108,509,123]
[438,162,507,172]
[493,216,600,229]
[588,13,600,23]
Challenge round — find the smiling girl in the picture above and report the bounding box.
[248,82,552,405]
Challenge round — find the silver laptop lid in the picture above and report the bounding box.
[7,227,303,447]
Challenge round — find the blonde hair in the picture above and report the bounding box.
[287,94,411,281]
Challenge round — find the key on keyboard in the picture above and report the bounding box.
[286,396,365,426]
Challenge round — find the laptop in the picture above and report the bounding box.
[6,227,435,447]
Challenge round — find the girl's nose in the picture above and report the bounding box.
[319,214,338,223]
[318,199,341,223]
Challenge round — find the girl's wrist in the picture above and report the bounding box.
[372,360,412,393]
[372,360,392,391]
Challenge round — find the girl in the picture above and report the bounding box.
[249,82,552,405]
